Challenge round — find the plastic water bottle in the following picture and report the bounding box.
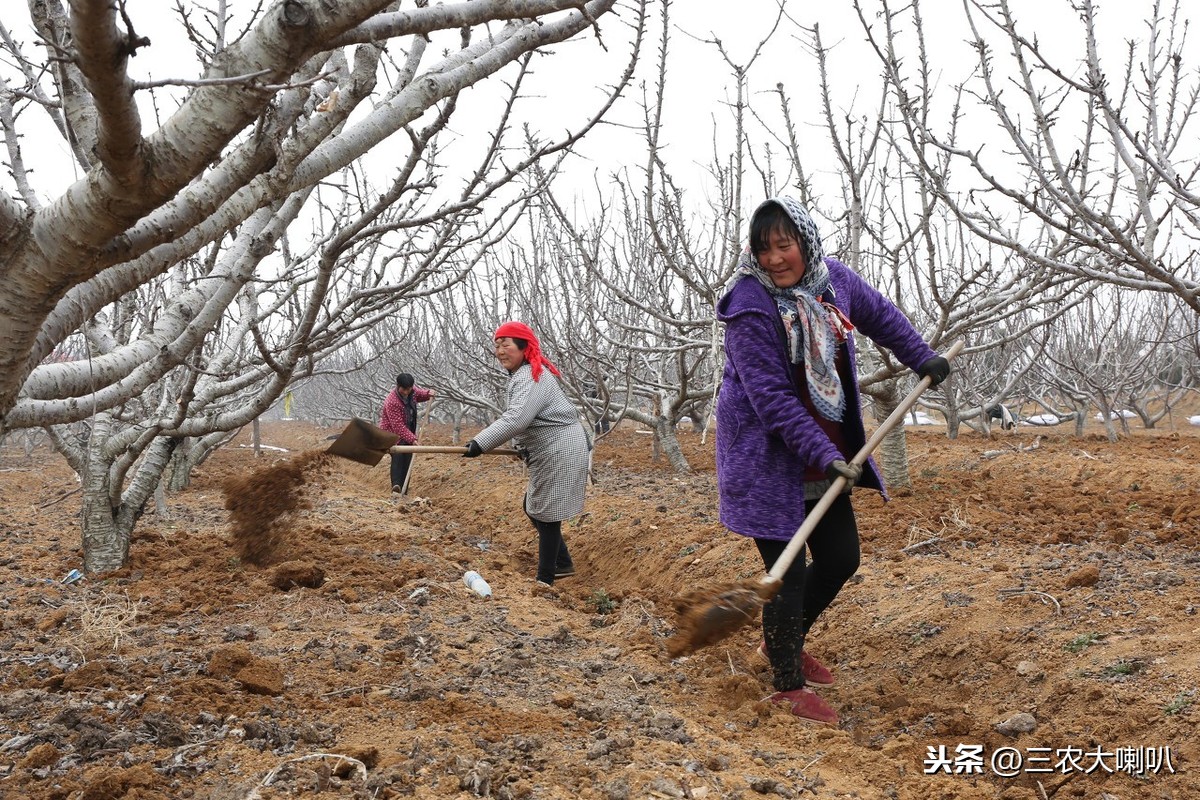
[463,570,493,598]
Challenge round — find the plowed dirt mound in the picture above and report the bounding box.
[0,420,1197,799]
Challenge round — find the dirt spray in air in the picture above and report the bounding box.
[222,450,334,566]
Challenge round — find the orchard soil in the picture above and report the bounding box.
[2,420,1199,800]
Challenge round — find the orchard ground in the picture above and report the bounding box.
[1,417,1198,800]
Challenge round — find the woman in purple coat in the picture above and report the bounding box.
[716,196,949,724]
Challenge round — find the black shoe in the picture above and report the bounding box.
[554,565,576,579]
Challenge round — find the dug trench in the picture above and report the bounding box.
[0,421,1197,799]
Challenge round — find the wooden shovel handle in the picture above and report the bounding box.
[764,340,965,584]
[400,400,439,495]
[389,445,521,456]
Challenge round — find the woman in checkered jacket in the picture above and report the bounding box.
[464,321,590,590]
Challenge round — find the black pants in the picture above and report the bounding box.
[755,493,860,691]
[528,516,573,584]
[389,452,413,491]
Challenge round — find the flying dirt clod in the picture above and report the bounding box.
[666,579,780,657]
[222,450,334,566]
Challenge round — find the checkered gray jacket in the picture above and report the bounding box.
[471,364,589,522]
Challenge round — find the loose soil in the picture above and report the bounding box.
[1,420,1198,800]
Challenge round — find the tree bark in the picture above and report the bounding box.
[652,416,689,473]
[871,378,911,489]
[1072,400,1087,437]
[80,434,129,574]
[74,414,180,573]
[944,398,961,440]
[165,440,193,492]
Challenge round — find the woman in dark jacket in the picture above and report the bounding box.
[716,196,949,724]
[378,373,435,493]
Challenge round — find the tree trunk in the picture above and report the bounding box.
[80,461,130,574]
[944,389,961,440]
[616,407,690,472]
[153,480,169,518]
[1130,402,1154,429]
[1072,401,1087,437]
[78,422,180,573]
[453,407,465,445]
[653,417,690,473]
[978,409,992,437]
[165,439,194,492]
[1095,395,1119,442]
[24,429,41,458]
[871,379,911,489]
[945,412,961,440]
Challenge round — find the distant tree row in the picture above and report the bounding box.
[1,0,1195,570]
[299,0,1199,464]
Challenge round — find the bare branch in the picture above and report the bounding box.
[69,0,146,182]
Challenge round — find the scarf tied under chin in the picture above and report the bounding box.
[735,196,853,422]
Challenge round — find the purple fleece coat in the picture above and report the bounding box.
[715,259,937,540]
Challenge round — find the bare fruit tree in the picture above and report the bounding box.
[1035,290,1188,442]
[518,2,757,472]
[1118,297,1197,430]
[0,0,643,572]
[854,0,1200,312]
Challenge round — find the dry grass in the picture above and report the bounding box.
[74,590,142,652]
[904,501,982,550]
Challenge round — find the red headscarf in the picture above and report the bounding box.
[494,321,561,382]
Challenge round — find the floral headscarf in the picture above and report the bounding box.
[736,196,852,421]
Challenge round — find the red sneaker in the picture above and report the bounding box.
[800,651,835,686]
[766,687,839,725]
[754,643,836,686]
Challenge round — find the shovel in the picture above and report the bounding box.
[326,417,518,467]
[666,340,965,657]
[400,399,435,495]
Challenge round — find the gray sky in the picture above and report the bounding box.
[434,0,1163,200]
[2,0,1166,204]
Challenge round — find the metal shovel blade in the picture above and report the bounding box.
[326,417,399,467]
